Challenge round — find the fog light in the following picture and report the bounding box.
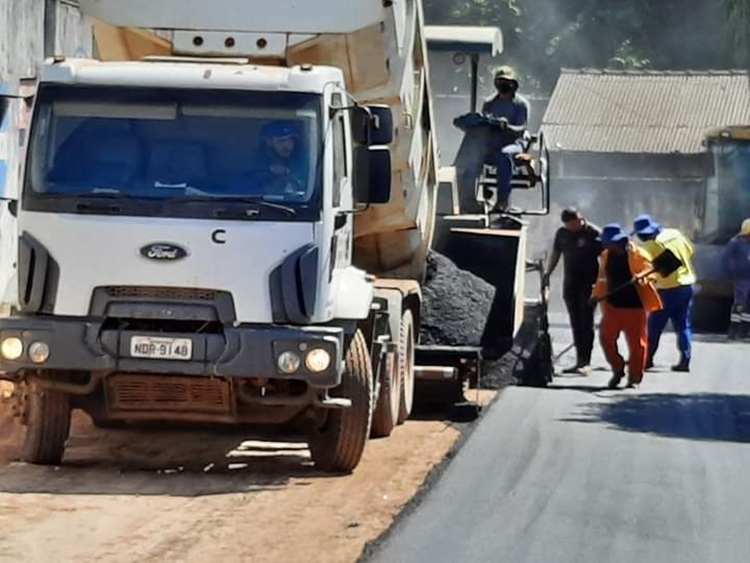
[305,348,331,372]
[0,337,23,361]
[28,341,50,364]
[277,351,301,374]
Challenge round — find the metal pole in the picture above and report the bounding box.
[470,54,479,113]
[44,0,58,58]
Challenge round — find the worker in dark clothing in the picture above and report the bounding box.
[458,66,530,211]
[590,224,663,389]
[543,208,602,375]
[723,218,750,339]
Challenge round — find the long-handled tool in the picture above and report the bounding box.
[552,249,682,365]
[592,248,683,304]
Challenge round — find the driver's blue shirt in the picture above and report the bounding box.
[481,94,530,127]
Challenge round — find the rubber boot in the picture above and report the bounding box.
[671,356,690,372]
[728,322,742,340]
[645,354,654,371]
[608,370,624,389]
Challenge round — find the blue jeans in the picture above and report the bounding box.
[648,285,695,361]
[465,142,521,203]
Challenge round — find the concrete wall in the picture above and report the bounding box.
[0,0,92,197]
[520,151,710,262]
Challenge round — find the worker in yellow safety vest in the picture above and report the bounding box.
[631,214,697,373]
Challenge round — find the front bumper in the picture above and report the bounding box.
[0,316,344,388]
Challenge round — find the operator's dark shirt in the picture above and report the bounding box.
[553,222,602,296]
[605,252,642,308]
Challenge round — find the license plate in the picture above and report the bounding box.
[130,336,193,361]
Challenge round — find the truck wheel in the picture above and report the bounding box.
[371,336,402,438]
[22,383,71,465]
[308,329,373,473]
[397,310,416,425]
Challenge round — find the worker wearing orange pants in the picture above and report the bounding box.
[598,304,649,386]
[590,224,663,389]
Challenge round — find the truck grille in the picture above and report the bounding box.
[107,374,231,413]
[103,286,219,301]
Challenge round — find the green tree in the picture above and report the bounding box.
[424,0,737,93]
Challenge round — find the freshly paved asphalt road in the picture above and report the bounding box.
[367,322,750,563]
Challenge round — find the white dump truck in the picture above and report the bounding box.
[0,0,552,472]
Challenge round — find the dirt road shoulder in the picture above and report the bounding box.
[0,382,495,563]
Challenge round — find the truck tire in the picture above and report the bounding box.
[22,383,71,465]
[308,329,373,473]
[397,310,416,425]
[370,337,401,438]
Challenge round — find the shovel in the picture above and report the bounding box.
[592,248,683,304]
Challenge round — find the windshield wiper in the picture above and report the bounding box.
[176,195,297,217]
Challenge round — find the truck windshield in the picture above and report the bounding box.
[24,84,323,220]
[700,140,750,243]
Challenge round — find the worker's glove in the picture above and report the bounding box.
[488,116,509,130]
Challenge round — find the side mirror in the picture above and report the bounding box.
[366,105,393,145]
[350,105,394,146]
[352,146,391,205]
[350,107,371,145]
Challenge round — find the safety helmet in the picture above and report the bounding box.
[494,65,519,85]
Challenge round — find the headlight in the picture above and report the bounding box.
[28,341,50,364]
[305,348,331,372]
[277,351,301,374]
[0,337,23,361]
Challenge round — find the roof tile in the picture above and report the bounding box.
[541,69,750,153]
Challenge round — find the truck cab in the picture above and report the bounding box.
[0,49,404,473]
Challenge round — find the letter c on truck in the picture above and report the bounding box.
[212,229,227,244]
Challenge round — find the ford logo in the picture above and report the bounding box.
[140,243,188,262]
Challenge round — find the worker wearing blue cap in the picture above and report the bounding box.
[590,223,662,389]
[252,120,306,195]
[632,214,696,372]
